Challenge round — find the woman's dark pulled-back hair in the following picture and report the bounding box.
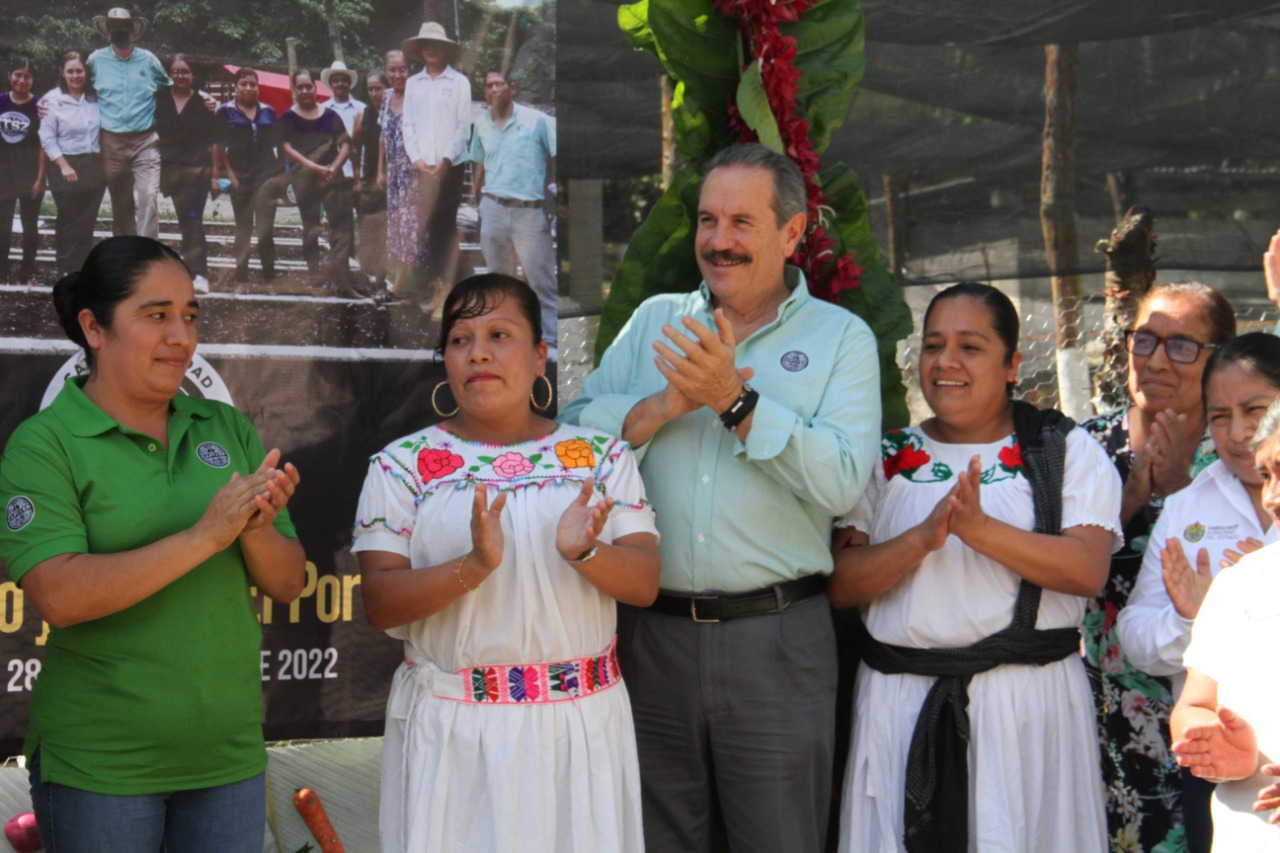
[1202,332,1280,400]
[922,281,1021,396]
[437,273,543,355]
[1138,281,1236,345]
[52,236,188,366]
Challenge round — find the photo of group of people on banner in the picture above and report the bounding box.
[0,6,556,342]
[0,0,556,797]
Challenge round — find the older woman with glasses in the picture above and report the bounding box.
[1081,281,1237,853]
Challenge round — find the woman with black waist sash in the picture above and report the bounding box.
[829,282,1122,852]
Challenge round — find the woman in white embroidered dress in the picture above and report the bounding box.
[829,282,1122,853]
[1171,396,1280,852]
[352,273,659,852]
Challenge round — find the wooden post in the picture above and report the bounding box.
[882,173,906,278]
[1040,43,1090,418]
[1096,207,1157,411]
[324,0,345,63]
[660,76,677,191]
[286,38,298,79]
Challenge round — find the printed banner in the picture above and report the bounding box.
[0,2,557,753]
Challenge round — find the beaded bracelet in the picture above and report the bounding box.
[455,553,475,592]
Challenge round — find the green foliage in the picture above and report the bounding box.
[820,163,912,428]
[608,0,911,428]
[619,0,738,161]
[597,164,703,347]
[735,60,783,153]
[790,0,864,155]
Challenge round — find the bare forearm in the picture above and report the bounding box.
[1171,699,1220,740]
[359,555,475,631]
[959,521,1110,596]
[240,527,306,602]
[621,390,689,448]
[22,529,222,627]
[829,534,929,607]
[567,541,659,607]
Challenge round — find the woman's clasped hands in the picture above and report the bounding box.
[195,448,300,551]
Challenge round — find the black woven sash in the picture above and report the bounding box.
[856,401,1078,853]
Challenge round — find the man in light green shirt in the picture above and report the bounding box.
[560,143,880,851]
[87,8,169,238]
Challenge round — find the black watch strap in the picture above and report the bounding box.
[719,383,759,430]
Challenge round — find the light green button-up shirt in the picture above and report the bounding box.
[560,271,881,593]
[86,46,170,133]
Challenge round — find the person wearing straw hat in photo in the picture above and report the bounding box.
[86,7,169,240]
[400,21,471,302]
[321,60,366,283]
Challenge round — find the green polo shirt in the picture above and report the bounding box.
[0,377,296,794]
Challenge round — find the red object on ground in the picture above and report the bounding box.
[293,787,345,853]
[4,812,41,852]
[216,65,331,115]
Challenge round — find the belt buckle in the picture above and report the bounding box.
[690,596,720,623]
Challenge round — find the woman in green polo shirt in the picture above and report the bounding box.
[0,236,305,852]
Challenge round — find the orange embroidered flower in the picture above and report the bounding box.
[555,439,595,469]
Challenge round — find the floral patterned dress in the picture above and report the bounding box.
[838,425,1122,853]
[382,99,430,269]
[352,424,655,853]
[1081,408,1216,853]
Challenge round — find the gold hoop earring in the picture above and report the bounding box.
[432,381,458,418]
[530,374,554,412]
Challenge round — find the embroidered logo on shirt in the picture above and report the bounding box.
[780,351,809,372]
[196,442,231,468]
[1184,522,1206,543]
[5,496,34,531]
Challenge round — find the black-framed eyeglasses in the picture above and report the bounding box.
[1125,329,1217,364]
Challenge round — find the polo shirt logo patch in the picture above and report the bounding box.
[1184,522,1205,543]
[6,496,34,531]
[780,351,809,372]
[196,442,231,468]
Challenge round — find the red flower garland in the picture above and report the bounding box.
[715,0,862,302]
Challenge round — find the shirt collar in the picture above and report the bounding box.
[50,375,211,438]
[695,265,809,325]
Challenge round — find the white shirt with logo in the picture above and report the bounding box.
[1117,458,1276,699]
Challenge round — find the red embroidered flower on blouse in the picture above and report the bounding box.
[998,443,1023,471]
[884,445,931,481]
[417,447,464,482]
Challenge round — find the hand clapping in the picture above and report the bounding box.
[653,309,754,415]
[556,477,612,564]
[469,483,508,576]
[243,448,300,532]
[1160,538,1214,620]
[1172,705,1259,783]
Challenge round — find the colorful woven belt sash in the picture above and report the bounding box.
[404,637,621,705]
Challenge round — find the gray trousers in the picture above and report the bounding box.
[617,593,837,853]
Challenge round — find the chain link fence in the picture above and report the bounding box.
[557,272,1278,423]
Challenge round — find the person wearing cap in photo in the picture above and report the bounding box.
[400,21,472,298]
[86,7,169,239]
[471,68,558,361]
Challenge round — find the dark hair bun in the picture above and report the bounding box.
[52,271,88,349]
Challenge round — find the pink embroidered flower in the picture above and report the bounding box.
[1101,642,1125,674]
[417,448,464,482]
[1120,689,1147,722]
[492,452,534,479]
